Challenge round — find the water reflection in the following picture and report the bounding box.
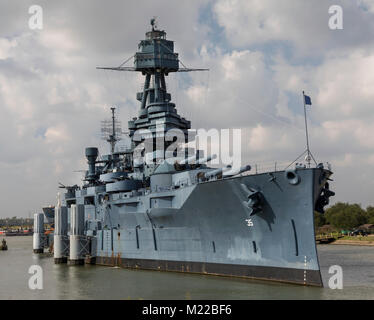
[1,237,374,299]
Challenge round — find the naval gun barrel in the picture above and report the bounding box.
[179,154,217,165]
[178,155,196,165]
[224,165,251,177]
[195,154,217,165]
[204,164,232,179]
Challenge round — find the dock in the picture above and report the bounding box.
[316,232,342,244]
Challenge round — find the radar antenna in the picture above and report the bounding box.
[150,17,158,31]
[101,107,122,154]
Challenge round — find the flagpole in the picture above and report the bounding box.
[302,90,311,168]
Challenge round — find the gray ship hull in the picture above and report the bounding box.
[89,167,328,286]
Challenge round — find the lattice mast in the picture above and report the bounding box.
[101,107,122,154]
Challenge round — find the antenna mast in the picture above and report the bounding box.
[101,107,122,154]
[284,91,318,170]
[302,91,311,168]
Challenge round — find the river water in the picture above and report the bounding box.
[0,236,373,299]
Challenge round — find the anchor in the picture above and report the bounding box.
[315,182,335,213]
[241,183,264,216]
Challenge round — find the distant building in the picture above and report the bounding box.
[358,224,374,233]
[317,224,336,234]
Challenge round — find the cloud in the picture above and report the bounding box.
[181,47,279,130]
[214,0,374,57]
[0,0,210,217]
[0,0,374,218]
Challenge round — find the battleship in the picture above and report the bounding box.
[33,20,335,286]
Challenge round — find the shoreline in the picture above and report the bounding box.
[329,239,374,246]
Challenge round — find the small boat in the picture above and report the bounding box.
[0,239,8,251]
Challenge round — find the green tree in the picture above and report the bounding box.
[314,211,326,228]
[325,202,367,229]
[366,206,374,224]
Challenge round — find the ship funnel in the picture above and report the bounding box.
[85,147,98,181]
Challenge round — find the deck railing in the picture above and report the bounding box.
[238,161,332,176]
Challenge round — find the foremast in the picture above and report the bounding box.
[97,19,208,165]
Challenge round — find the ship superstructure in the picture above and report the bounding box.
[33,20,335,286]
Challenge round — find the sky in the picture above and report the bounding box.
[0,0,374,218]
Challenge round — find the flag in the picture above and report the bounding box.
[304,94,312,105]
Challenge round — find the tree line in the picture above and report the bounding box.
[315,202,374,230]
[0,217,33,228]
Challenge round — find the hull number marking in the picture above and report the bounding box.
[245,219,253,227]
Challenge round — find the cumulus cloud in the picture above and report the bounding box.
[208,0,374,205]
[0,0,373,217]
[214,0,374,57]
[181,47,279,129]
[0,0,210,217]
